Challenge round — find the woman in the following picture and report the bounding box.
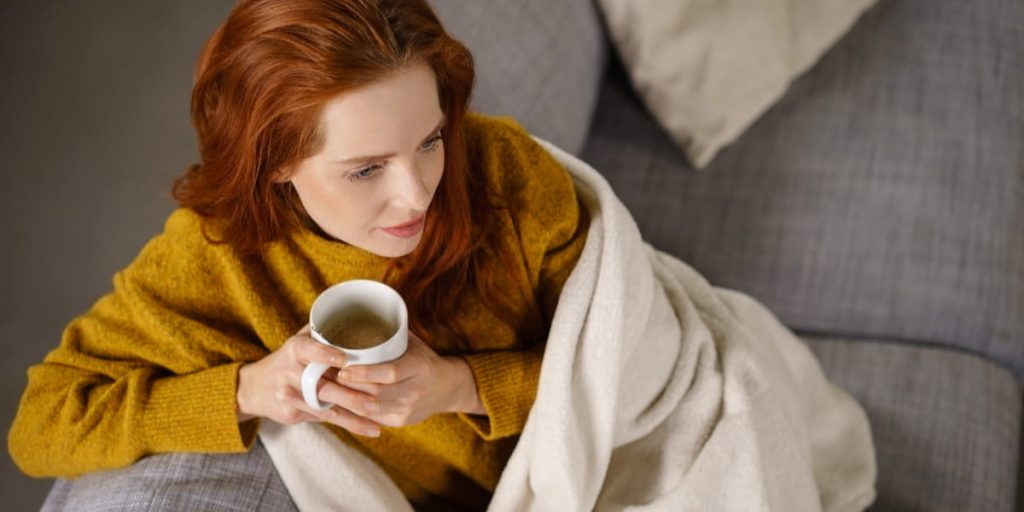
[8,0,587,510]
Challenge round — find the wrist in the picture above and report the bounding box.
[446,356,485,415]
[236,364,256,422]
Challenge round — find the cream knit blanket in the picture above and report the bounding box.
[258,138,877,511]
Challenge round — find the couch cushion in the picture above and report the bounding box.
[41,440,295,511]
[430,0,607,155]
[804,336,1020,512]
[582,0,1024,378]
[595,0,875,169]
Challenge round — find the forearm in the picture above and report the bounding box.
[9,362,254,478]
[457,342,545,440]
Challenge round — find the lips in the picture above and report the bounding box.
[380,214,426,239]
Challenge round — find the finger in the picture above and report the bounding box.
[335,379,382,397]
[292,337,346,367]
[334,374,405,403]
[342,362,405,384]
[355,383,411,411]
[290,410,322,423]
[321,406,382,437]
[298,323,312,336]
[318,381,381,418]
[275,387,330,424]
[282,364,341,392]
[277,410,323,424]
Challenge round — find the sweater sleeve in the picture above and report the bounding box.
[8,210,268,478]
[458,116,589,440]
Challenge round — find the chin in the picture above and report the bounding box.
[367,232,423,258]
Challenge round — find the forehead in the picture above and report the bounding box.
[317,63,443,154]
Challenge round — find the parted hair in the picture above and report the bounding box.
[173,0,540,347]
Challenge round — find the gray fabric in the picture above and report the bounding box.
[582,0,1024,378]
[430,0,607,155]
[39,441,297,512]
[804,336,1021,512]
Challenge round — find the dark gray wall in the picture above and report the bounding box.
[0,1,234,508]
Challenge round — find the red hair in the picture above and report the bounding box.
[173,0,539,347]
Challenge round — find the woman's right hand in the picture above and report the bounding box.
[235,323,383,437]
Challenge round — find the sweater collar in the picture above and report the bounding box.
[290,224,388,268]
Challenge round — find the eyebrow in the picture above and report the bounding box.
[335,115,447,165]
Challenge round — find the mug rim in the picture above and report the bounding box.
[309,279,407,352]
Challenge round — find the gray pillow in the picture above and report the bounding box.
[430,0,607,155]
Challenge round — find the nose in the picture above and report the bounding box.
[386,161,432,211]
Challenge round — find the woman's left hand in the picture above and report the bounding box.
[323,332,486,427]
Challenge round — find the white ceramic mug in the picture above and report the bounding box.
[300,279,408,411]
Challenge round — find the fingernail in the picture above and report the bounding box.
[338,369,351,380]
[367,428,381,438]
[330,355,343,365]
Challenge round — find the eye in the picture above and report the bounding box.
[420,133,443,152]
[347,164,381,182]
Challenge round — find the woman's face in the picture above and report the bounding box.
[286,62,446,258]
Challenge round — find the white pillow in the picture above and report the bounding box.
[597,0,877,169]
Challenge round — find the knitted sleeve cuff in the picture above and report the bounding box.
[458,347,543,441]
[143,362,258,453]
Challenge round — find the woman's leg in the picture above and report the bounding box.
[40,440,297,511]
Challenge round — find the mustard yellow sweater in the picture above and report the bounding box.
[8,113,587,511]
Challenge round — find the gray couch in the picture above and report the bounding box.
[436,0,1022,509]
[2,0,1020,510]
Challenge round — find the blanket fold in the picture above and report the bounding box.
[258,138,876,512]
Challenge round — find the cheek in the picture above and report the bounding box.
[292,175,330,214]
[293,174,358,226]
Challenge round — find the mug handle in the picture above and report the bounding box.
[301,362,338,411]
